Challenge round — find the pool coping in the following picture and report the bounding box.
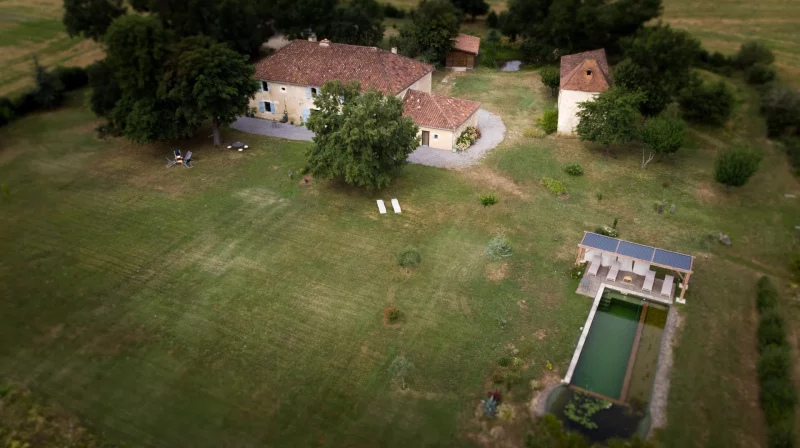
[563,283,672,386]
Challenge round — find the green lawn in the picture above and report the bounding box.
[1,67,798,446]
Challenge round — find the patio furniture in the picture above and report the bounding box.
[166,149,182,168]
[622,275,633,284]
[377,200,387,214]
[391,198,401,214]
[642,270,656,292]
[182,151,193,168]
[661,274,674,297]
[588,255,602,276]
[228,141,248,151]
[606,261,620,281]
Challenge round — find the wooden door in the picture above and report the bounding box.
[422,131,430,146]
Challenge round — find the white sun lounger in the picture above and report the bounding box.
[642,270,656,293]
[661,274,674,297]
[377,200,387,214]
[391,198,401,213]
[588,255,602,276]
[606,261,620,281]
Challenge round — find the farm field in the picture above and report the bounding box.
[1,59,797,446]
[0,0,102,96]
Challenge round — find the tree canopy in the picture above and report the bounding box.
[639,116,685,168]
[613,24,701,116]
[504,0,661,59]
[575,87,643,153]
[714,146,762,187]
[63,0,126,41]
[538,66,560,97]
[305,81,419,189]
[316,0,385,46]
[391,0,462,64]
[678,78,735,126]
[451,0,489,21]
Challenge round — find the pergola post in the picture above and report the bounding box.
[576,247,586,265]
[678,272,691,304]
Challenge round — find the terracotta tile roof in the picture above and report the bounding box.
[402,89,480,130]
[452,34,480,55]
[253,40,434,95]
[560,49,611,92]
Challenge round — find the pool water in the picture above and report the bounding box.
[570,292,667,402]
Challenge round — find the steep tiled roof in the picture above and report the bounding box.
[253,40,434,95]
[452,34,480,55]
[402,89,480,130]
[560,49,611,92]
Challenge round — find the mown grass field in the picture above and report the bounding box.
[2,61,798,446]
[0,0,103,96]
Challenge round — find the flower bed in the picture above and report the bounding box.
[455,126,481,151]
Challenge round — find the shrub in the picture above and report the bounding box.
[456,126,480,151]
[761,377,797,425]
[540,177,566,195]
[569,262,587,279]
[524,127,546,138]
[538,66,560,97]
[498,403,515,421]
[736,40,775,69]
[482,395,499,418]
[498,357,510,367]
[758,310,787,352]
[791,251,800,282]
[759,345,791,382]
[31,58,64,110]
[783,137,800,177]
[486,10,498,28]
[536,109,558,134]
[0,96,13,127]
[52,66,88,90]
[479,192,499,207]
[486,235,513,260]
[679,80,735,126]
[714,146,762,187]
[564,163,583,176]
[595,192,603,201]
[383,3,405,18]
[384,306,401,323]
[397,246,421,267]
[761,86,800,138]
[757,276,780,313]
[747,63,777,85]
[768,417,797,448]
[595,225,619,238]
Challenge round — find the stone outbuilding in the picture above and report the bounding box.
[402,90,480,151]
[556,49,611,135]
[446,34,480,70]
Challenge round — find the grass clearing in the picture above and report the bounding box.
[1,60,798,448]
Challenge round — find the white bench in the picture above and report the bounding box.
[588,255,602,276]
[606,261,620,281]
[661,274,674,297]
[391,198,401,213]
[377,200,387,214]
[642,270,656,293]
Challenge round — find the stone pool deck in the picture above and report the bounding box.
[577,266,676,304]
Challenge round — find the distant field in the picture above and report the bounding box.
[0,0,103,96]
[662,0,800,86]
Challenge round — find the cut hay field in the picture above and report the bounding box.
[2,63,798,446]
[0,0,103,96]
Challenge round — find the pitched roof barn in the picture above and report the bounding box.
[253,40,434,95]
[452,34,480,55]
[402,89,480,130]
[559,49,611,92]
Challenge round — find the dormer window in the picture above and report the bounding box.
[586,69,592,76]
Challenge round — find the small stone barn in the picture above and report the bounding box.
[556,49,611,135]
[446,34,480,70]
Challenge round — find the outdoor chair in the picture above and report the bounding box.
[606,261,620,281]
[587,255,602,276]
[642,270,656,292]
[165,157,178,168]
[661,274,674,297]
[183,151,193,168]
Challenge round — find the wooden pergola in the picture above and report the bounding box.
[576,231,695,303]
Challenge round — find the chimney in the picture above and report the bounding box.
[319,39,330,47]
[391,47,397,54]
[307,34,317,42]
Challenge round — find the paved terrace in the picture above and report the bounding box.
[577,265,676,304]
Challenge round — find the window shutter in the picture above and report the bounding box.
[306,87,311,99]
[259,102,265,113]
[258,82,263,93]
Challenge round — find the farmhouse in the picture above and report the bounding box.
[250,38,481,151]
[446,33,480,70]
[556,49,611,135]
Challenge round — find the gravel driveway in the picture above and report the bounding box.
[407,109,505,169]
[230,108,505,169]
[230,116,314,141]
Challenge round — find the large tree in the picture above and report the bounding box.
[576,87,643,154]
[316,0,385,46]
[305,81,419,189]
[273,0,337,39]
[170,36,259,146]
[392,0,462,64]
[63,0,126,41]
[639,116,685,168]
[451,0,489,21]
[614,24,701,116]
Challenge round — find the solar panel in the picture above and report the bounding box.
[581,232,693,271]
[653,249,693,271]
[582,232,619,252]
[617,241,654,261]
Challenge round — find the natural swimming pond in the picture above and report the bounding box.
[548,289,669,441]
